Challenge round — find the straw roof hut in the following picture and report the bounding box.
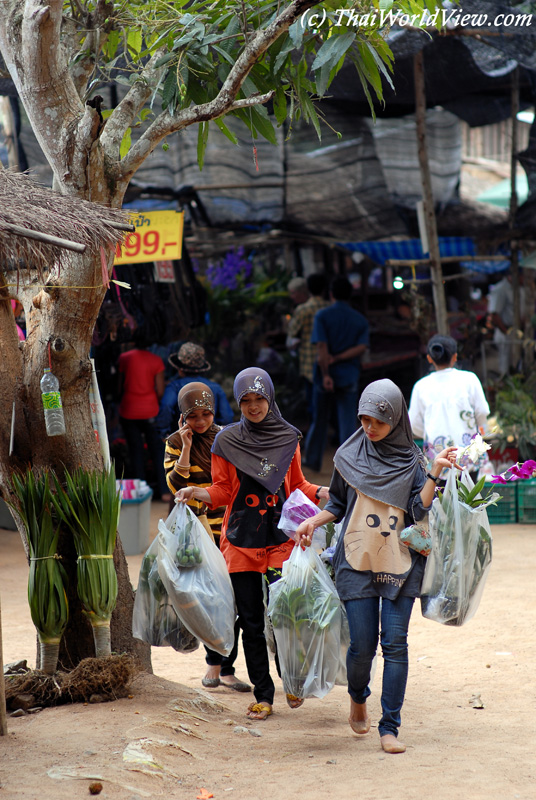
[0,168,132,276]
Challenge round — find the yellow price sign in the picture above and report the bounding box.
[114,210,184,264]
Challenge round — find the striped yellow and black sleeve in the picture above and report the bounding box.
[164,432,225,538]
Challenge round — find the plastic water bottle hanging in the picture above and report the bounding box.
[40,367,66,436]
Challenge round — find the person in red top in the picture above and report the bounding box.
[118,329,171,501]
[176,367,329,720]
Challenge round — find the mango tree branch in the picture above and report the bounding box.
[99,48,168,159]
[118,90,274,180]
[117,0,318,181]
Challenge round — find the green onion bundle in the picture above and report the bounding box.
[52,466,120,657]
[10,471,68,675]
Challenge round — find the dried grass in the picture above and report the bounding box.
[4,654,136,709]
[0,168,130,274]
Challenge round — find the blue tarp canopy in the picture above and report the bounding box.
[340,237,510,274]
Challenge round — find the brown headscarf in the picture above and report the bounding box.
[177,382,219,475]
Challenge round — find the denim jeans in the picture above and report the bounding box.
[344,595,415,738]
[304,382,359,471]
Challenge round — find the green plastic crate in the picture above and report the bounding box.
[517,478,536,523]
[486,482,517,524]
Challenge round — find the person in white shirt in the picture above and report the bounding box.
[409,335,490,477]
[487,272,526,376]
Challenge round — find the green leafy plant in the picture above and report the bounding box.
[423,473,497,626]
[437,474,501,512]
[493,377,536,461]
[102,0,435,165]
[51,466,121,658]
[9,471,69,675]
[269,559,341,695]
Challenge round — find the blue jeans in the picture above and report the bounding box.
[304,382,359,471]
[344,595,415,738]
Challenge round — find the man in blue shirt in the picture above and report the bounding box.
[304,277,369,471]
[156,342,234,440]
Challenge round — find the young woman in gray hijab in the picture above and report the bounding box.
[295,379,459,754]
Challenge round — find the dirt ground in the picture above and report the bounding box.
[1,490,535,800]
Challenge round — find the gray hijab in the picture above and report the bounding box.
[212,367,301,494]
[334,379,425,512]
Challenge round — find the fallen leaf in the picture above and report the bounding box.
[469,694,485,709]
[197,790,214,800]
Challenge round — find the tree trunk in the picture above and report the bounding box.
[0,591,8,735]
[1,249,151,672]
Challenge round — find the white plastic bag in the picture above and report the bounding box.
[421,469,494,626]
[267,544,344,700]
[278,488,334,551]
[132,535,199,653]
[157,503,236,655]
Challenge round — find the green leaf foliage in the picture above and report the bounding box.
[51,465,121,624]
[65,0,432,161]
[9,470,69,644]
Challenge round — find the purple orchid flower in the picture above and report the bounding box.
[491,459,536,484]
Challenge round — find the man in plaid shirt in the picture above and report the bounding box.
[287,273,329,415]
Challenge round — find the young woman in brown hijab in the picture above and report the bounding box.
[164,382,250,692]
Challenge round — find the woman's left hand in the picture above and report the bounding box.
[317,486,330,501]
[433,445,463,472]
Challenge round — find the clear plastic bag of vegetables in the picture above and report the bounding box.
[277,488,332,551]
[267,544,344,700]
[420,469,496,627]
[132,535,199,653]
[334,606,378,687]
[157,503,236,656]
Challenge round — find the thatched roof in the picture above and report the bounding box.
[0,169,132,273]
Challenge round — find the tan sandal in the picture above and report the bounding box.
[286,693,304,709]
[246,702,273,720]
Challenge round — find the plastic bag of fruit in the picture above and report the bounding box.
[132,534,199,652]
[157,503,236,655]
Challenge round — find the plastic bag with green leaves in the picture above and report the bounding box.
[267,544,344,700]
[157,504,236,655]
[421,469,496,626]
[132,534,199,653]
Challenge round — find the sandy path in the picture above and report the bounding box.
[1,499,534,800]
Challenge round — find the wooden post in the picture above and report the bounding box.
[509,67,521,333]
[413,51,449,336]
[0,592,7,735]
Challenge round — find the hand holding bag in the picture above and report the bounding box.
[278,487,329,550]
